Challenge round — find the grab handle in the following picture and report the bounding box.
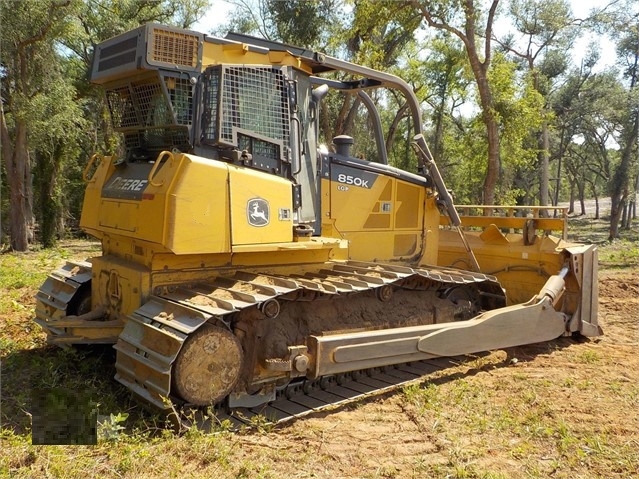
[82,154,103,183]
[148,151,174,187]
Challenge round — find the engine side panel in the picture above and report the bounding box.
[320,155,440,263]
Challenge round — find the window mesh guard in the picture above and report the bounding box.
[202,65,290,161]
[105,75,193,153]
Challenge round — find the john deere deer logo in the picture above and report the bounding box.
[247,198,269,227]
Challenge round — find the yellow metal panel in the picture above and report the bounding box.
[92,255,151,319]
[393,234,418,257]
[81,155,117,239]
[201,42,312,73]
[82,153,168,244]
[82,152,234,254]
[363,214,391,229]
[324,172,431,262]
[99,200,139,232]
[228,165,293,245]
[329,172,430,262]
[331,175,393,231]
[395,182,422,229]
[437,229,569,304]
[166,156,231,254]
[479,224,510,245]
[83,152,178,246]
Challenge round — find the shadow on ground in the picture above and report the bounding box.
[0,334,593,437]
[0,344,143,435]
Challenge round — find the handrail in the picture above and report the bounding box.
[440,205,569,240]
[454,205,569,216]
[148,151,174,187]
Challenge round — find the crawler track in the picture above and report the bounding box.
[36,259,505,414]
[190,355,476,431]
[114,260,505,410]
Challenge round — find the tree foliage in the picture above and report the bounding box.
[1,0,82,250]
[1,0,637,250]
[498,0,576,210]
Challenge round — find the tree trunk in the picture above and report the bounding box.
[622,202,630,229]
[35,146,63,248]
[553,134,565,214]
[610,51,638,240]
[412,0,500,206]
[342,98,362,138]
[633,176,639,220]
[539,122,550,217]
[568,183,575,214]
[432,94,447,162]
[482,109,500,206]
[468,42,500,206]
[1,111,31,251]
[320,102,331,146]
[578,181,586,216]
[26,159,35,244]
[610,194,627,240]
[610,154,636,240]
[385,102,410,158]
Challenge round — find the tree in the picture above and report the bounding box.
[411,0,502,205]
[497,0,576,211]
[218,0,339,47]
[608,17,639,239]
[490,52,545,205]
[553,68,627,217]
[420,35,472,167]
[0,0,79,251]
[564,0,638,237]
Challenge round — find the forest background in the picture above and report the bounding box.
[1,0,638,252]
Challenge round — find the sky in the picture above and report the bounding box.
[193,0,618,71]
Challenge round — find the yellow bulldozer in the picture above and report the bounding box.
[35,24,600,413]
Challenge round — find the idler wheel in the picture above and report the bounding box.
[172,324,243,405]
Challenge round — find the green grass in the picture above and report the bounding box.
[567,215,639,268]
[401,362,638,478]
[598,238,639,267]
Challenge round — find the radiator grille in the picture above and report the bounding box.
[151,29,199,68]
[123,129,190,151]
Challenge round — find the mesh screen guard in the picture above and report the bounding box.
[201,65,291,161]
[105,73,193,153]
[106,75,193,129]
